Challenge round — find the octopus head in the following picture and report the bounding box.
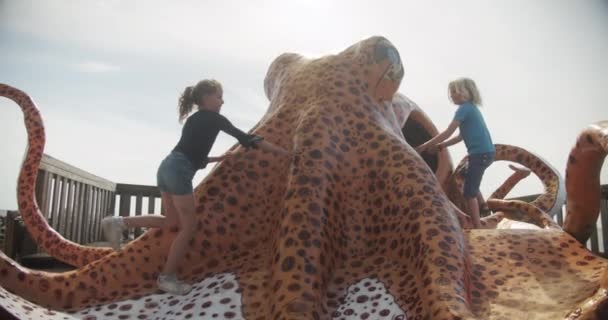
[263,36,404,104]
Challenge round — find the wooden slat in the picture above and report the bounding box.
[103,190,110,240]
[556,206,564,226]
[94,188,102,242]
[34,170,48,212]
[134,194,143,237]
[63,179,75,240]
[38,170,52,217]
[82,185,92,244]
[99,189,107,241]
[601,198,608,254]
[94,189,102,241]
[57,178,69,236]
[118,193,132,217]
[50,174,61,225]
[71,182,82,242]
[99,189,110,241]
[110,192,117,217]
[97,189,105,241]
[91,188,99,242]
[60,179,70,236]
[77,183,89,244]
[52,177,64,231]
[92,188,102,242]
[135,195,143,217]
[85,187,93,244]
[148,196,156,214]
[119,193,131,239]
[590,225,599,253]
[80,184,93,243]
[3,211,19,258]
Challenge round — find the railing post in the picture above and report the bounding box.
[119,192,131,240]
[82,184,92,244]
[601,195,608,255]
[3,211,20,259]
[134,194,143,238]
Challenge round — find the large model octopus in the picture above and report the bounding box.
[1,36,607,320]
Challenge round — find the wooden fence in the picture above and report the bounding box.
[1,153,607,262]
[2,154,162,261]
[35,154,116,244]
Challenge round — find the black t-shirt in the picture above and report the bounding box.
[172,110,259,169]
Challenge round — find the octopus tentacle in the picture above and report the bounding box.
[449,144,565,219]
[565,268,608,319]
[0,141,292,312]
[488,164,532,200]
[563,121,608,243]
[0,228,239,311]
[0,83,113,267]
[485,199,561,229]
[268,117,335,318]
[450,162,547,229]
[448,144,565,228]
[479,165,536,229]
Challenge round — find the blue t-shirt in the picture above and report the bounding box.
[453,102,495,154]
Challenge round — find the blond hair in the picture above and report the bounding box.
[448,77,482,106]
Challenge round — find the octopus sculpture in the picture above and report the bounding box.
[0,36,607,320]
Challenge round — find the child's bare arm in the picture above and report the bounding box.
[208,156,223,163]
[255,140,290,156]
[439,134,463,148]
[416,120,460,153]
[208,150,238,163]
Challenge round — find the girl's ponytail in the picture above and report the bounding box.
[178,86,194,123]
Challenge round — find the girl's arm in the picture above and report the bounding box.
[207,155,226,163]
[207,151,238,163]
[214,114,290,156]
[254,139,290,156]
[415,120,460,153]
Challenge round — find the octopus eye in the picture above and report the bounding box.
[375,42,404,80]
[374,43,401,66]
[386,47,400,66]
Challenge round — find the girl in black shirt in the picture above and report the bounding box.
[102,79,288,294]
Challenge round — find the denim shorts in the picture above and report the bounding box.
[157,151,196,195]
[463,152,495,198]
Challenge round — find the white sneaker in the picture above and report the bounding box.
[157,274,192,295]
[101,216,126,250]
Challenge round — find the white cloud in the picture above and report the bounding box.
[72,61,120,73]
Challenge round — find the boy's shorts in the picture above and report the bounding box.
[157,151,196,195]
[463,152,495,198]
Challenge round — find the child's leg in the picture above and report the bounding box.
[161,193,196,276]
[476,191,491,217]
[476,192,486,208]
[123,192,180,229]
[466,197,482,228]
[463,153,492,228]
[102,192,180,249]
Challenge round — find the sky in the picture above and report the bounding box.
[0,0,607,211]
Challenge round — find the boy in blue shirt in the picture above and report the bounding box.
[416,78,495,228]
